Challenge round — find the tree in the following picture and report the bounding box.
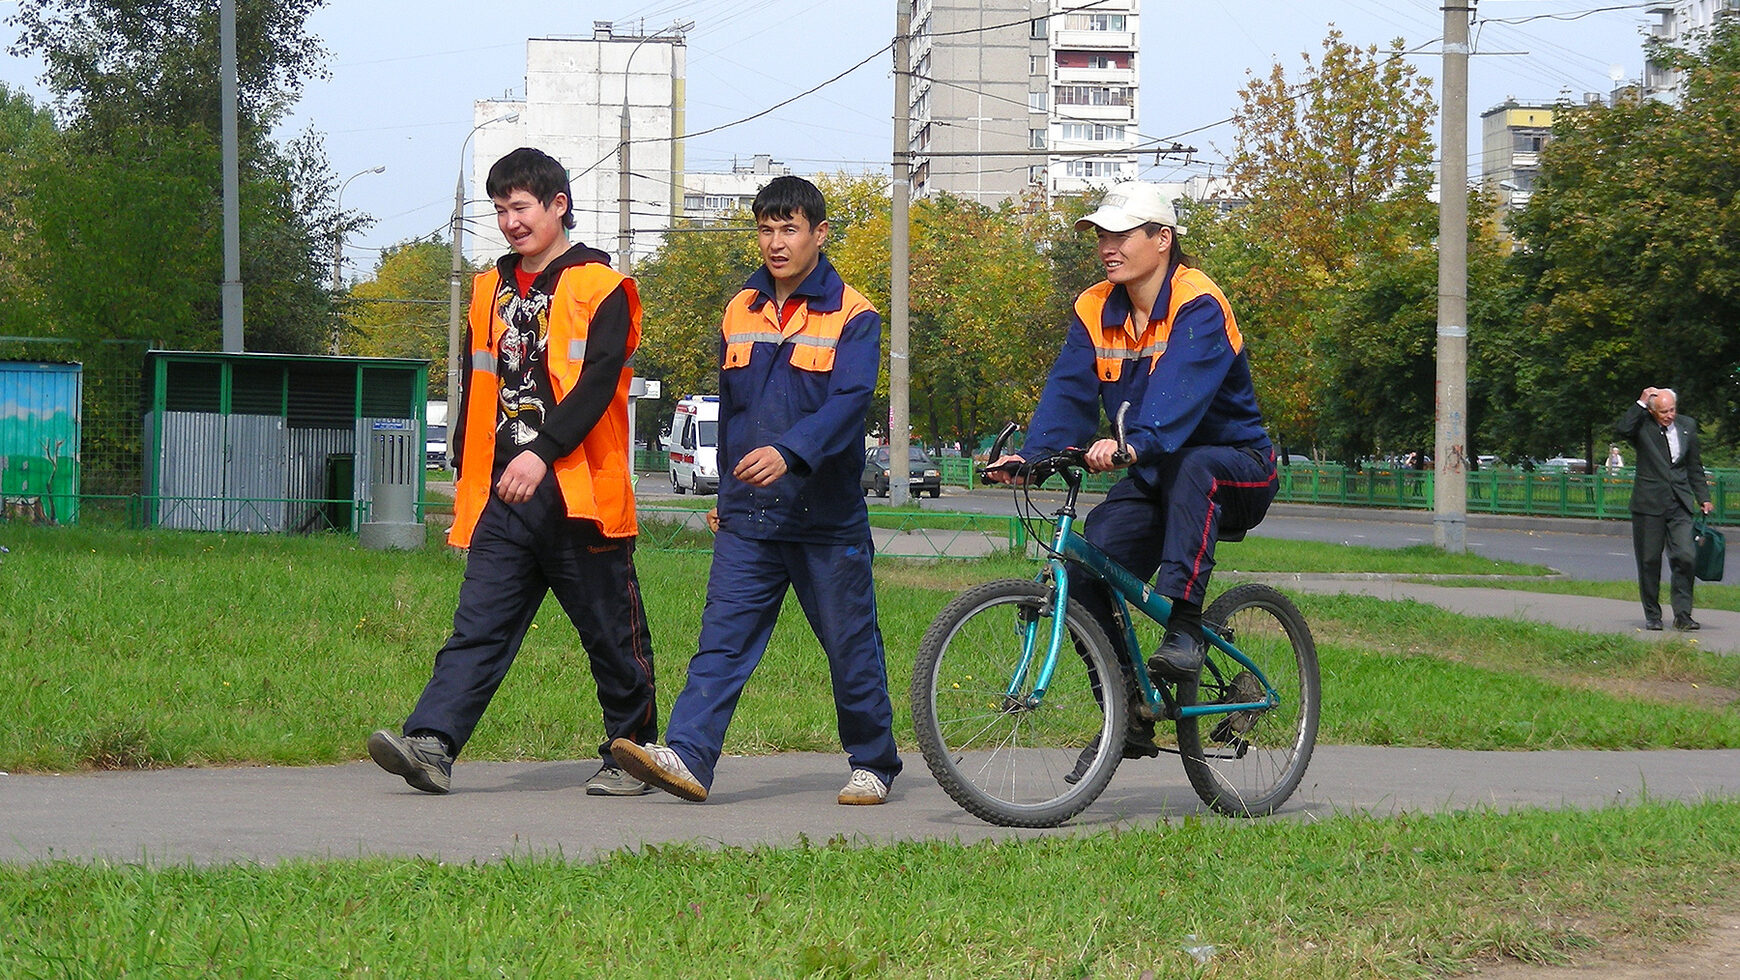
[347,239,460,398]
[1508,19,1740,452]
[0,84,60,336]
[1196,29,1438,457]
[5,0,341,354]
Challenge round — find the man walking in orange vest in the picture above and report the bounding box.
[612,176,901,805]
[368,147,658,795]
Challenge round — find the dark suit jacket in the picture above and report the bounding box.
[1615,402,1710,516]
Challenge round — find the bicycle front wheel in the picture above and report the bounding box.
[1177,583,1320,817]
[911,578,1126,828]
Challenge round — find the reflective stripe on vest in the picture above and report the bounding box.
[719,286,871,371]
[1076,268,1238,382]
[450,262,643,547]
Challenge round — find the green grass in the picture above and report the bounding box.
[2,801,1736,977]
[0,524,1729,773]
[6,522,1740,977]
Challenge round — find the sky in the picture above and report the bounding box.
[0,0,1661,277]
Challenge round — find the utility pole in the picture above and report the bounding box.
[1434,1,1472,553]
[889,1,913,506]
[219,0,243,351]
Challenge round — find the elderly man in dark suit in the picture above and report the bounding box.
[1615,387,1714,630]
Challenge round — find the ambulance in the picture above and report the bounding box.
[667,395,720,494]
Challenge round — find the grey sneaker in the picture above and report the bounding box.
[367,729,452,794]
[838,768,889,805]
[610,739,708,802]
[585,764,653,797]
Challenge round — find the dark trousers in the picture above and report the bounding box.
[1072,444,1277,659]
[404,472,657,760]
[1632,505,1697,621]
[663,529,901,790]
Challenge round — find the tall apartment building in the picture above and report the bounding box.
[1643,0,1738,99]
[1479,101,1556,210]
[909,0,1140,205]
[467,23,687,267]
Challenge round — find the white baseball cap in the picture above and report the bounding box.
[1074,181,1187,236]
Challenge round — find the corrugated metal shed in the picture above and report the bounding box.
[0,361,82,524]
[143,351,428,533]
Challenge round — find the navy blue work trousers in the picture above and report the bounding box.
[1073,444,1277,657]
[404,471,657,760]
[663,528,902,790]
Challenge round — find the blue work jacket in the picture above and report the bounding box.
[715,255,881,544]
[1025,261,1269,486]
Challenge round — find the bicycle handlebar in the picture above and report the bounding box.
[978,445,1132,486]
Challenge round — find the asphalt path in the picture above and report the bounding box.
[7,746,1740,866]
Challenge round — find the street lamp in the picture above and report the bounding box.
[617,20,693,273]
[446,111,520,409]
[330,164,386,354]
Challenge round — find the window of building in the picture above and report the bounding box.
[1054,85,1134,107]
[1028,90,1048,111]
[1063,160,1126,178]
[1059,122,1126,141]
[1029,15,1047,39]
[1028,165,1047,184]
[1064,13,1128,31]
[1030,128,1047,149]
[1030,54,1045,76]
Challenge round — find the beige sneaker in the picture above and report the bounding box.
[837,768,889,805]
[610,739,707,802]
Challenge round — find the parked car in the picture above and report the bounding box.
[1539,456,1590,474]
[667,395,720,494]
[862,445,942,498]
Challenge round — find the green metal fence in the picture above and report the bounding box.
[1274,465,1735,522]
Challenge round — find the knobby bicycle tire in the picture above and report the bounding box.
[1176,583,1320,816]
[910,578,1126,827]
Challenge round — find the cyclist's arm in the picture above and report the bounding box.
[1024,317,1101,459]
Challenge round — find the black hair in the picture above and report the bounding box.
[1138,221,1193,268]
[486,147,576,230]
[752,175,827,227]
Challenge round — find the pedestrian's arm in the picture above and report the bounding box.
[527,283,635,464]
[1613,399,1650,443]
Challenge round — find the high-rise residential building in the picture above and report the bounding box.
[467,22,688,267]
[909,0,1140,205]
[1642,0,1738,100]
[1479,100,1556,210]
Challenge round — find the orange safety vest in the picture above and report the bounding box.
[719,285,875,373]
[449,262,642,546]
[1075,265,1241,383]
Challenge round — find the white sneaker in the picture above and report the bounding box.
[609,739,707,802]
[837,768,889,805]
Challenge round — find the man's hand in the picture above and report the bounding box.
[734,446,788,487]
[1704,500,1714,515]
[494,450,547,504]
[706,507,720,533]
[1085,438,1135,473]
[984,454,1026,485]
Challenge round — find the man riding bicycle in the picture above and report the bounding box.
[988,180,1278,754]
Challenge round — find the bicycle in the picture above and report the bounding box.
[909,423,1320,828]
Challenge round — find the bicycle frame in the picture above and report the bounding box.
[1006,476,1281,724]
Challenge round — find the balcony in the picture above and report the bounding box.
[1054,65,1136,85]
[1053,29,1136,50]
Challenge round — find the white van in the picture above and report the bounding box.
[668,395,720,494]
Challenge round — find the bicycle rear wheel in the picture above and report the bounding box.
[1177,583,1320,817]
[911,578,1125,828]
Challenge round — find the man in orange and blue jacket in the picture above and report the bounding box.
[613,176,901,806]
[367,147,658,797]
[990,180,1277,760]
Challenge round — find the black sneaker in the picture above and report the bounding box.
[1674,615,1701,631]
[1148,630,1206,681]
[1645,617,1664,631]
[367,730,452,794]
